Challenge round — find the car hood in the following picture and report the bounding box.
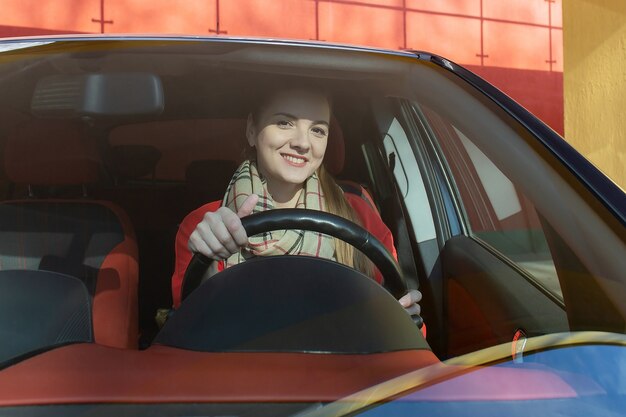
[301,331,626,417]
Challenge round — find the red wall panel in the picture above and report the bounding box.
[406,0,481,16]
[1,0,98,33]
[484,21,552,71]
[470,65,563,134]
[221,0,316,39]
[318,2,404,49]
[484,0,550,25]
[406,11,482,65]
[103,0,216,34]
[551,28,563,72]
[551,0,563,28]
[343,0,404,6]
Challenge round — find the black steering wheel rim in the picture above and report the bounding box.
[181,208,409,301]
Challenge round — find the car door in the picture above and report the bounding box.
[372,96,572,358]
[384,73,626,359]
[420,104,572,357]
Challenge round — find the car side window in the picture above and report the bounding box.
[420,105,563,300]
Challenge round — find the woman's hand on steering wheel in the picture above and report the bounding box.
[188,194,259,260]
[187,203,423,326]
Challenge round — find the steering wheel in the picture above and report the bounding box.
[181,209,422,326]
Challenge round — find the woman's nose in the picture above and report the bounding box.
[289,126,311,151]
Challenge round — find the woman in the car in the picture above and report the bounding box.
[171,87,421,315]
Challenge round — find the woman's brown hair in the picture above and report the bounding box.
[318,164,375,278]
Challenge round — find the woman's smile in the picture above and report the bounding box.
[281,152,309,167]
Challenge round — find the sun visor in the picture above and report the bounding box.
[31,73,164,117]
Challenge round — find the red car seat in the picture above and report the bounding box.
[325,116,380,214]
[1,120,139,349]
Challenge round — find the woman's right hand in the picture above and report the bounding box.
[188,194,259,260]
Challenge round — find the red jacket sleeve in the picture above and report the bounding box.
[171,200,222,308]
[344,193,397,285]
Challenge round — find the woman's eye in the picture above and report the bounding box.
[312,127,328,137]
[276,120,293,128]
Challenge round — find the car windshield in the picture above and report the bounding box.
[0,37,624,416]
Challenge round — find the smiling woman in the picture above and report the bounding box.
[176,86,421,315]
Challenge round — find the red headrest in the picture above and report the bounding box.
[5,120,100,185]
[324,116,345,176]
[110,119,246,181]
[110,117,347,179]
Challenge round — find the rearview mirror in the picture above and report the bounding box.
[31,72,164,117]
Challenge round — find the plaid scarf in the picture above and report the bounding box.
[222,160,336,268]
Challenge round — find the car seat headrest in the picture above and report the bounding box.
[5,120,100,185]
[109,119,246,181]
[107,117,346,180]
[324,115,345,176]
[186,159,238,190]
[108,145,161,180]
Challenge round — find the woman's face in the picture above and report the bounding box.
[247,89,330,190]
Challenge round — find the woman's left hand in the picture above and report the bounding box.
[399,289,422,316]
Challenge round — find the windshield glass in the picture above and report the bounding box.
[0,38,624,415]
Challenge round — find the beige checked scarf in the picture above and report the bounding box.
[222,160,336,268]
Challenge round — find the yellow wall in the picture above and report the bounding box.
[564,0,626,189]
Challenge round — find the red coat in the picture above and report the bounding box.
[171,193,397,308]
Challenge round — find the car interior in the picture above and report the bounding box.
[0,41,624,367]
[0,58,421,352]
